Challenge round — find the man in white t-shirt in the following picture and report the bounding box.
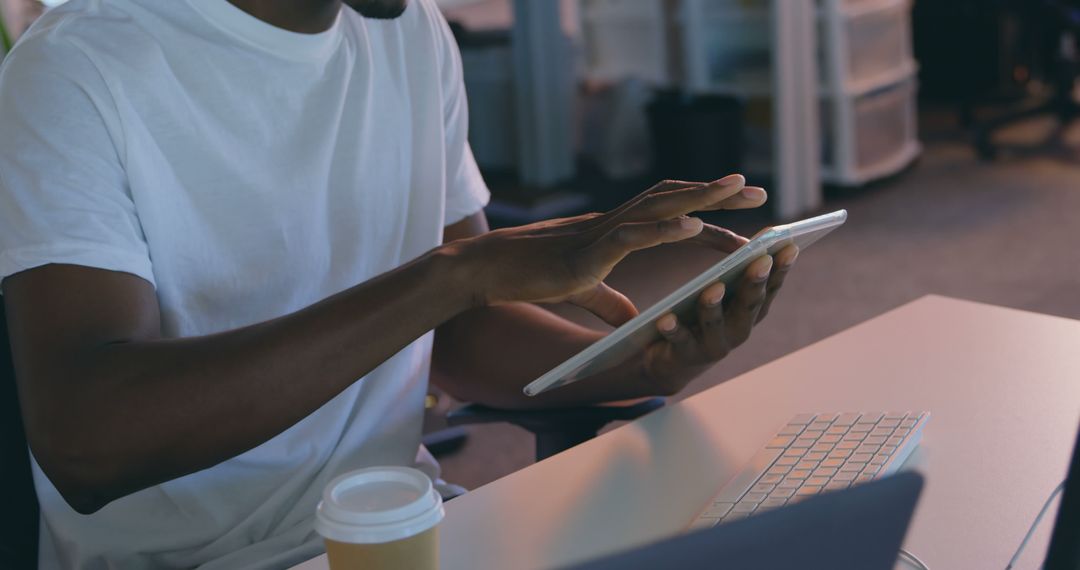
[0,0,798,568]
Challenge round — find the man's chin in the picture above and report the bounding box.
[343,0,409,19]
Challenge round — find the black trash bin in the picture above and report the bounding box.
[647,92,744,182]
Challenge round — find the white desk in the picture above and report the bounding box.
[293,295,1080,569]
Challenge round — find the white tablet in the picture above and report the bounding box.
[523,209,848,397]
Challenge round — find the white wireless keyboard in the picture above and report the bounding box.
[689,411,929,530]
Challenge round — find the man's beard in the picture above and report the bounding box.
[343,0,409,19]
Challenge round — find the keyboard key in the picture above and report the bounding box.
[777,478,801,489]
[742,492,768,504]
[759,498,787,510]
[837,441,860,450]
[808,421,832,431]
[821,458,845,468]
[778,425,804,436]
[884,412,907,421]
[801,430,825,441]
[690,517,721,530]
[815,413,840,423]
[795,461,819,471]
[860,412,884,423]
[812,467,838,478]
[828,449,852,459]
[862,465,881,476]
[855,444,880,455]
[869,455,889,466]
[770,487,797,499]
[750,483,775,495]
[712,447,785,504]
[864,436,887,445]
[788,469,811,479]
[795,486,822,496]
[819,434,842,444]
[832,471,857,482]
[839,461,866,472]
[806,476,830,487]
[850,453,874,463]
[804,452,827,462]
[824,481,850,492]
[759,474,783,485]
[842,432,866,442]
[790,413,816,425]
[834,413,861,426]
[880,445,898,455]
[850,423,875,433]
[775,456,798,467]
[878,419,901,429]
[826,425,848,435]
[791,438,816,449]
[810,443,834,454]
[871,427,894,438]
[703,502,735,518]
[733,502,758,513]
[767,436,796,449]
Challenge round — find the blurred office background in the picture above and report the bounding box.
[3,0,1079,488]
[435,0,1080,488]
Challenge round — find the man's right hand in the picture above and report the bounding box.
[0,174,762,514]
[447,175,766,327]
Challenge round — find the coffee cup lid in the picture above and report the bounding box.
[314,466,445,544]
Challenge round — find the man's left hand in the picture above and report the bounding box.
[640,243,799,396]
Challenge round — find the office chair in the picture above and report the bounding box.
[974,0,1080,160]
[0,300,39,569]
[447,397,666,462]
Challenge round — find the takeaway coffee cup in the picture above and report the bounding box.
[315,466,444,570]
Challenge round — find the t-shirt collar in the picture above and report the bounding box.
[184,0,344,62]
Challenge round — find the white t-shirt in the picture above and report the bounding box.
[0,0,489,567]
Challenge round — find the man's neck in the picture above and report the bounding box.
[226,0,341,34]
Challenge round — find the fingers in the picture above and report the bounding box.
[566,282,639,327]
[617,179,704,214]
[697,186,768,212]
[542,211,605,235]
[554,175,762,239]
[697,281,730,357]
[584,217,705,270]
[756,244,798,322]
[724,255,773,347]
[586,179,705,231]
[687,224,749,254]
[604,175,746,227]
[657,313,698,361]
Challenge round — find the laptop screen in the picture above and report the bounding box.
[1044,423,1080,570]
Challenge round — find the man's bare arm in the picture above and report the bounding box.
[3,253,471,514]
[5,177,748,514]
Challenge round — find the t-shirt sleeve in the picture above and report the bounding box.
[0,34,155,288]
[428,2,491,227]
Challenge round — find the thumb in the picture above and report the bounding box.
[567,282,639,327]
